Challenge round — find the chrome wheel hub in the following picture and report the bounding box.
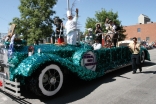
[50,77,56,85]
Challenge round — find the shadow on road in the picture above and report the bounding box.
[142,61,156,67]
[0,65,133,104]
[1,61,155,104]
[141,71,156,74]
[141,61,156,74]
[22,65,132,104]
[0,90,32,104]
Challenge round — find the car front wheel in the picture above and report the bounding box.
[29,64,63,97]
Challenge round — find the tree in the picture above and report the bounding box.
[10,0,58,45]
[85,8,126,41]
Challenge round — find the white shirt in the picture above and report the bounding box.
[112,24,116,33]
[105,23,113,34]
[65,15,78,34]
[92,43,102,50]
[105,23,116,34]
[105,23,110,30]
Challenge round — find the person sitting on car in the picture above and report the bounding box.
[92,38,102,50]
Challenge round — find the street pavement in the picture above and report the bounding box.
[0,49,156,104]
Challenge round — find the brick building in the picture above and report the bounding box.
[123,14,156,43]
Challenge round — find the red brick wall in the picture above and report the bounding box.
[123,23,156,43]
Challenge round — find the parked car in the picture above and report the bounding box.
[140,41,151,50]
[150,42,156,48]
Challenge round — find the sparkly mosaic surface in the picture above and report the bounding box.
[7,43,150,83]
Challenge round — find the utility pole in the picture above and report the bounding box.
[0,33,1,42]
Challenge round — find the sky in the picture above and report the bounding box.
[0,0,156,34]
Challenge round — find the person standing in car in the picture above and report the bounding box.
[65,8,79,45]
[95,24,103,44]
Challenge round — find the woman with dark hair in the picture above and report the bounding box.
[95,24,102,34]
[95,24,103,44]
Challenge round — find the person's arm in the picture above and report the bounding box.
[75,8,78,17]
[60,23,63,29]
[99,28,103,33]
[136,44,141,51]
[105,18,109,24]
[73,8,78,22]
[128,44,133,53]
[95,27,98,33]
[60,23,64,34]
[5,37,9,42]
[65,22,67,29]
[112,25,116,33]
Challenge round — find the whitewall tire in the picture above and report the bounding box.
[38,64,63,96]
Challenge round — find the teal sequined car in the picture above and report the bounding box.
[0,42,150,97]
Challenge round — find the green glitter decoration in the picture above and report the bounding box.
[7,44,150,84]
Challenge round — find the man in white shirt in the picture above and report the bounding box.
[128,37,142,74]
[65,8,78,45]
[92,38,102,50]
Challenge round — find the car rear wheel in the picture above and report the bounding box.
[29,64,63,97]
[141,51,145,64]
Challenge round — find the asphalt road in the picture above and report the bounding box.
[0,49,156,104]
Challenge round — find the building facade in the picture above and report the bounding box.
[124,23,156,43]
[123,14,156,43]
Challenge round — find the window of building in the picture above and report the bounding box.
[146,37,150,41]
[130,38,133,40]
[137,28,141,32]
[138,37,141,42]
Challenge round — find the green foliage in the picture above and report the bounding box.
[10,0,58,45]
[85,8,126,41]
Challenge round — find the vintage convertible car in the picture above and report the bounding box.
[0,40,150,97]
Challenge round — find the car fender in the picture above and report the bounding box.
[10,52,98,81]
[140,47,151,61]
[10,53,67,80]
